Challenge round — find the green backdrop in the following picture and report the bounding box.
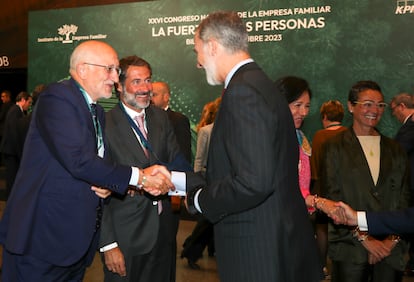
[28,0,414,154]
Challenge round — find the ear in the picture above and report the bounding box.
[116,82,123,93]
[347,101,354,113]
[207,39,218,56]
[77,64,88,79]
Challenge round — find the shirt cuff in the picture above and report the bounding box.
[129,167,140,187]
[99,242,118,252]
[194,189,202,213]
[357,211,368,231]
[168,171,186,196]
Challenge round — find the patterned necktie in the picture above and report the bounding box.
[90,103,103,152]
[134,114,149,158]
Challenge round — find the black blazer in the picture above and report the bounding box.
[100,104,184,255]
[166,108,192,163]
[194,62,322,282]
[0,104,24,156]
[395,116,414,195]
[322,128,411,270]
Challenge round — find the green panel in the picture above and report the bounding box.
[28,0,414,141]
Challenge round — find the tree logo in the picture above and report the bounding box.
[58,24,79,43]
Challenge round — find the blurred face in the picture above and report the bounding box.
[151,83,169,109]
[1,93,10,103]
[348,89,385,131]
[118,65,152,112]
[22,97,32,111]
[390,102,405,123]
[194,33,220,85]
[288,91,311,129]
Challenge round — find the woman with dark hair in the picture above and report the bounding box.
[320,80,410,282]
[276,76,343,278]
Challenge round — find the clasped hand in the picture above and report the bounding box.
[131,164,175,196]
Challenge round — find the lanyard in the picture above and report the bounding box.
[118,102,156,156]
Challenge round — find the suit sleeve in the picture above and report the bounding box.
[367,207,414,235]
[197,84,282,221]
[35,85,131,194]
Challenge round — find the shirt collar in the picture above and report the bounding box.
[403,113,413,124]
[122,102,146,119]
[224,58,254,89]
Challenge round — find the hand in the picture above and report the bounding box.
[332,201,358,226]
[103,247,126,277]
[361,237,392,264]
[313,197,346,223]
[91,186,112,199]
[140,165,175,196]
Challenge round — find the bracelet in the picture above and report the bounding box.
[388,235,400,243]
[352,226,369,242]
[312,194,318,210]
[314,196,326,211]
[138,170,146,188]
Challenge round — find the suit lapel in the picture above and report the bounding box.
[113,105,149,162]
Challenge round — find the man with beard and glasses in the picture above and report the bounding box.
[99,55,198,282]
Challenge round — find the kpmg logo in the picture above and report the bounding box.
[395,0,414,14]
[36,24,108,44]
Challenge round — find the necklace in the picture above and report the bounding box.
[358,136,379,157]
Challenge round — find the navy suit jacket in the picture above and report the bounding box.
[367,207,414,235]
[0,78,131,266]
[193,62,322,282]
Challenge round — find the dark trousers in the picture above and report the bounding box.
[2,250,87,282]
[3,154,19,198]
[103,200,178,282]
[181,217,214,262]
[2,230,99,282]
[331,260,403,282]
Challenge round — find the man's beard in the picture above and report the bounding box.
[204,58,221,86]
[122,89,151,110]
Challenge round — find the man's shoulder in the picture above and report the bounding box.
[167,109,189,122]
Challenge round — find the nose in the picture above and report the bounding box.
[299,106,309,117]
[197,63,203,69]
[110,71,119,83]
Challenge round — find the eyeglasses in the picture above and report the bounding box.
[84,62,121,76]
[390,103,401,113]
[353,101,388,110]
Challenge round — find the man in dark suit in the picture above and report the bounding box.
[151,80,192,276]
[185,11,322,282]
[0,90,13,149]
[0,41,172,281]
[99,56,193,282]
[0,91,32,197]
[151,81,192,163]
[332,201,414,235]
[390,92,414,274]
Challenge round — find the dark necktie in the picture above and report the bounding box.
[90,103,103,151]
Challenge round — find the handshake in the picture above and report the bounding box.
[134,165,175,196]
[308,195,358,226]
